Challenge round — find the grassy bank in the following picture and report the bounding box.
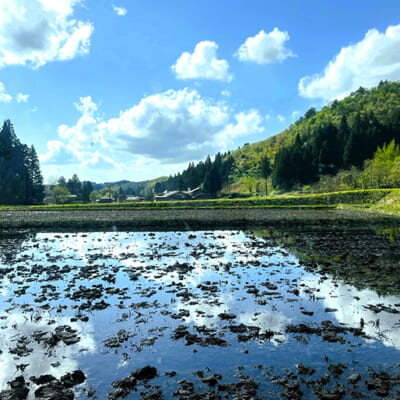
[0,188,399,211]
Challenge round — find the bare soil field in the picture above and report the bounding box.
[0,207,399,231]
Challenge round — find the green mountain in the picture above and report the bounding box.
[229,80,400,190]
[146,81,400,196]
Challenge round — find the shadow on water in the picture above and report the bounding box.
[251,225,400,296]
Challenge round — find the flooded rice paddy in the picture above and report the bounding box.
[0,228,400,399]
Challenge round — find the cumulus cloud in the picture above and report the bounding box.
[45,89,265,170]
[113,5,127,16]
[97,89,230,161]
[235,28,295,64]
[0,0,93,68]
[0,82,12,102]
[299,24,400,100]
[40,140,81,164]
[172,41,233,81]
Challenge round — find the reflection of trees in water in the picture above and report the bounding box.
[251,227,400,296]
[0,231,34,265]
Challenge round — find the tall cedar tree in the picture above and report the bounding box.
[0,120,44,205]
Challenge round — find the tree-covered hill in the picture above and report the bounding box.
[154,80,400,195]
[232,80,400,191]
[0,120,44,205]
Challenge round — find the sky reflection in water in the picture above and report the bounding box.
[0,230,399,399]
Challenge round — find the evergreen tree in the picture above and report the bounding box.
[67,174,82,196]
[27,146,45,204]
[220,155,234,185]
[0,120,39,205]
[203,164,222,196]
[58,176,67,187]
[81,181,94,203]
[259,156,272,195]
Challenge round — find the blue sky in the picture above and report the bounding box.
[1,0,400,183]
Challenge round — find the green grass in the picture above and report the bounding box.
[0,188,399,212]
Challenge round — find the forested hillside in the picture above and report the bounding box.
[154,80,400,195]
[0,120,44,205]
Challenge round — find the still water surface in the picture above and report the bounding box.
[0,229,399,399]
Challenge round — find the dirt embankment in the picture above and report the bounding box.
[0,208,399,231]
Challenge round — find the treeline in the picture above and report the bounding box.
[50,175,94,203]
[268,82,400,191]
[154,152,235,196]
[272,110,399,190]
[0,120,44,205]
[310,140,400,193]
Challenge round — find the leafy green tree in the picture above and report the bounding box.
[50,186,71,204]
[89,190,100,203]
[242,176,257,194]
[362,140,400,188]
[99,187,115,198]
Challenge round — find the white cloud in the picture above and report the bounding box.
[58,96,100,150]
[0,0,93,68]
[16,93,30,103]
[172,41,233,82]
[217,109,264,148]
[45,89,265,173]
[0,82,12,102]
[113,5,127,16]
[221,90,231,98]
[40,140,81,164]
[80,152,120,169]
[299,24,400,100]
[97,89,230,161]
[235,28,295,64]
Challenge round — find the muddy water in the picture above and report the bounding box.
[0,229,400,399]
